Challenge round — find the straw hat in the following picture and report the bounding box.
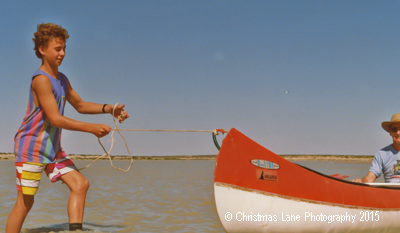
[382,113,400,133]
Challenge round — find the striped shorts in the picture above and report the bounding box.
[15,150,78,195]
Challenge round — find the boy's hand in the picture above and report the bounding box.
[91,124,112,138]
[112,104,129,123]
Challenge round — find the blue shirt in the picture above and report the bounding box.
[369,144,400,183]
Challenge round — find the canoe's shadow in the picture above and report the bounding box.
[21,222,125,232]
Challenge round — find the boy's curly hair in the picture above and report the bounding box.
[32,23,70,59]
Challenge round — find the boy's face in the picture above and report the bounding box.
[39,37,66,67]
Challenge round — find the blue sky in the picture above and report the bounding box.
[1,1,400,156]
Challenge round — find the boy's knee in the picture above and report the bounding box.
[75,177,89,193]
[82,178,90,191]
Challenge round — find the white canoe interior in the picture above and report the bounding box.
[364,183,400,187]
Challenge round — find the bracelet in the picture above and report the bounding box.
[102,104,108,113]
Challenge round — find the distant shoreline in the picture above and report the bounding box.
[0,153,374,162]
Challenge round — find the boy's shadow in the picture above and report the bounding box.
[21,222,125,232]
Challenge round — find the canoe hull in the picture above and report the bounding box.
[215,182,400,233]
[214,128,400,232]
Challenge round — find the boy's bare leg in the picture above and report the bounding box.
[60,170,90,224]
[6,191,34,233]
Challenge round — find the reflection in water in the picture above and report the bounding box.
[20,222,125,233]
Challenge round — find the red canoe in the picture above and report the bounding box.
[214,128,400,233]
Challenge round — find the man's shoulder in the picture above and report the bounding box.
[380,144,393,152]
[376,144,396,158]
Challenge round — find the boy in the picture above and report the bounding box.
[6,23,129,232]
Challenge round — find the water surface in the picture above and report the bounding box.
[0,160,378,232]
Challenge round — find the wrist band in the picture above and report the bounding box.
[102,104,108,113]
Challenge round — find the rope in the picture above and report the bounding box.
[79,103,133,172]
[78,103,227,172]
[111,129,221,134]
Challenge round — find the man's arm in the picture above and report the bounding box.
[351,171,377,183]
[32,75,111,137]
[65,78,129,122]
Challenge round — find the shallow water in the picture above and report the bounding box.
[0,159,379,232]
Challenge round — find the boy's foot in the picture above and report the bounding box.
[69,223,83,231]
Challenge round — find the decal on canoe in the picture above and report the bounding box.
[251,159,280,170]
[256,169,278,182]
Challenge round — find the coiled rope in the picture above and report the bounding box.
[79,103,227,172]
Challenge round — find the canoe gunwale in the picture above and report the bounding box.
[295,163,400,190]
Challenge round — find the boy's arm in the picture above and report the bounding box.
[32,75,111,137]
[65,78,129,122]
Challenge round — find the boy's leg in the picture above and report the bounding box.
[6,191,34,233]
[46,150,88,230]
[60,170,90,226]
[7,162,43,233]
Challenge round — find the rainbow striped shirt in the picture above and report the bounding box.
[14,69,68,163]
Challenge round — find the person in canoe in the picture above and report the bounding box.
[6,23,129,232]
[352,114,400,183]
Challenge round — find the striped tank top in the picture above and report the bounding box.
[14,69,68,163]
